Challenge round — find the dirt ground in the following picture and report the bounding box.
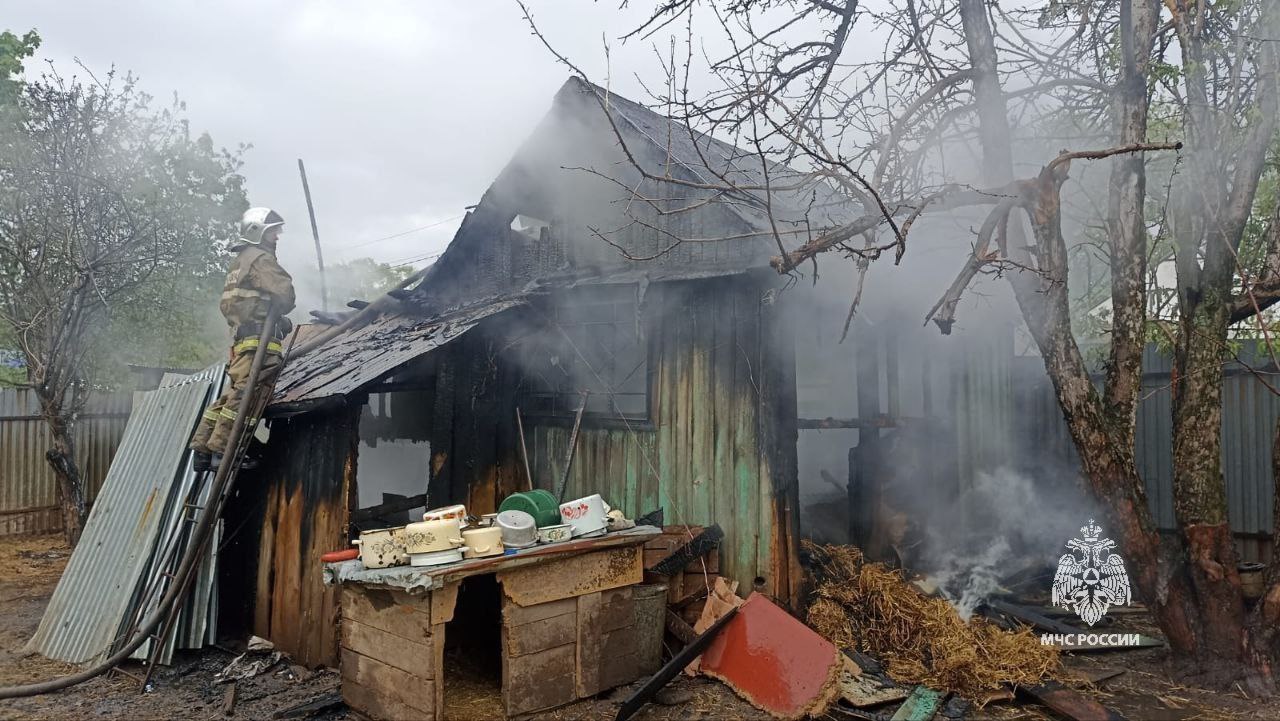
[0,534,1276,721]
[0,535,768,721]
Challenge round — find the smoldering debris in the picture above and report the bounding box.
[803,541,1058,701]
[908,467,1103,621]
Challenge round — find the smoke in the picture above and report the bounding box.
[929,537,1012,620]
[916,466,1101,619]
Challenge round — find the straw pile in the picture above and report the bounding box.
[803,541,1058,701]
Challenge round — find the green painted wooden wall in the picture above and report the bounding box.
[525,276,792,597]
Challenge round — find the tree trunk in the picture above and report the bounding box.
[1170,298,1248,668]
[955,0,1272,683]
[43,411,86,546]
[1016,166,1202,661]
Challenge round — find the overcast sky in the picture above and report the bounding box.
[6,1,689,299]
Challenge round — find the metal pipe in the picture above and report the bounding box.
[0,309,282,699]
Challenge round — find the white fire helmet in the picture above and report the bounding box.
[237,207,285,247]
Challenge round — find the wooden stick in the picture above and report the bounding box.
[556,391,589,501]
[516,407,533,492]
[221,682,238,717]
[297,159,328,312]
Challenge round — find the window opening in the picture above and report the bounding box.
[517,285,649,422]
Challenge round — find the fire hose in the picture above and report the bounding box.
[0,308,288,699]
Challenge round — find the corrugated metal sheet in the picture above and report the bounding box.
[949,330,1014,492]
[272,298,524,405]
[0,388,131,535]
[1017,344,1278,559]
[127,367,228,664]
[26,368,216,663]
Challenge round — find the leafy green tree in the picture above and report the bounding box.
[0,29,38,106]
[0,34,248,543]
[325,257,416,307]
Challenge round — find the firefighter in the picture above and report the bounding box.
[190,207,296,471]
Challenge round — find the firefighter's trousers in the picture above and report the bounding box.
[189,340,282,455]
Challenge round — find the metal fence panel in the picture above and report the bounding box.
[0,389,132,536]
[1017,344,1277,548]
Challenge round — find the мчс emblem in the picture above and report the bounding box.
[1051,519,1131,626]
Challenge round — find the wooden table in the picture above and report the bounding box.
[329,526,659,720]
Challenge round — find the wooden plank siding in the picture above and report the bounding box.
[253,405,358,667]
[527,276,799,602]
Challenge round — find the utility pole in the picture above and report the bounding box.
[297,159,328,311]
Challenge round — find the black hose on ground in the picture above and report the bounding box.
[0,309,283,699]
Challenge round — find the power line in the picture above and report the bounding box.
[383,249,444,267]
[333,214,465,250]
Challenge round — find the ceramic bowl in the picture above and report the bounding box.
[537,524,573,544]
[409,548,463,567]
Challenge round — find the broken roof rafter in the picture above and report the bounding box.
[271,296,527,407]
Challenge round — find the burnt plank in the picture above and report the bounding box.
[341,648,435,717]
[838,654,908,709]
[429,354,455,506]
[983,599,1081,636]
[1017,681,1126,721]
[504,643,578,717]
[615,605,739,721]
[340,618,433,678]
[650,525,723,576]
[499,545,642,606]
[504,609,577,657]
[577,591,603,697]
[339,587,432,643]
[342,677,430,721]
[271,692,344,719]
[503,596,577,626]
[431,582,459,625]
[665,609,696,645]
[254,483,279,639]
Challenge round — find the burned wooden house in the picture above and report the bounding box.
[232,77,1008,668]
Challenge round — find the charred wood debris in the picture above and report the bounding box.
[602,523,1150,721]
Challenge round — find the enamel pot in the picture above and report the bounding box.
[424,504,468,528]
[496,510,538,548]
[559,494,611,537]
[402,518,464,554]
[462,527,504,558]
[353,527,406,569]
